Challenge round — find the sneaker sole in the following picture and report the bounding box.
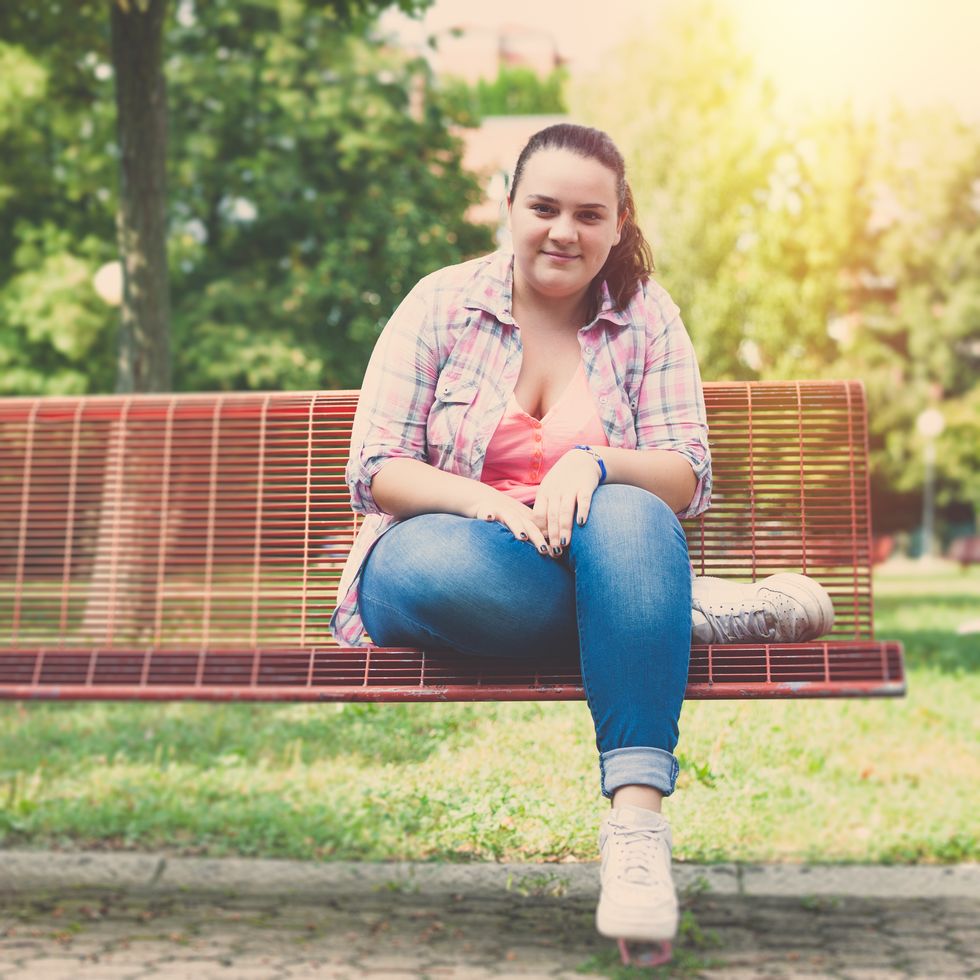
[763,573,835,639]
[596,897,678,942]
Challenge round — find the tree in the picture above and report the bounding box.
[2,0,439,393]
[111,0,171,392]
[570,0,979,531]
[0,0,490,394]
[165,0,491,389]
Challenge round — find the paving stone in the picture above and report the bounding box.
[281,971,358,980]
[895,952,974,972]
[2,873,978,978]
[840,970,917,980]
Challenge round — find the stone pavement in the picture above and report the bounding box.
[0,854,977,978]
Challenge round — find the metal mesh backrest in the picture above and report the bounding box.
[0,382,873,650]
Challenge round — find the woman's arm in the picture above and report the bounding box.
[371,458,493,520]
[588,446,697,514]
[372,458,552,554]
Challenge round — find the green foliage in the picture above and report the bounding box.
[0,224,116,393]
[442,65,568,120]
[166,1,491,390]
[0,21,119,394]
[0,0,491,395]
[571,0,980,528]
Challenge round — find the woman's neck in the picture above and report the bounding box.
[512,279,590,335]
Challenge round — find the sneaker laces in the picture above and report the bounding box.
[607,822,671,887]
[692,599,775,643]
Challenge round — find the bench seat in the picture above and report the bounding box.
[0,382,905,702]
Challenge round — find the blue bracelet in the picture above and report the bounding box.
[574,444,607,484]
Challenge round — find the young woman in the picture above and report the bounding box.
[331,124,832,949]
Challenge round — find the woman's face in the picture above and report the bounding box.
[508,147,623,311]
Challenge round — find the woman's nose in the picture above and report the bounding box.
[549,214,577,243]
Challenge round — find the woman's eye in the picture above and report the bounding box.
[579,211,601,222]
[531,203,555,215]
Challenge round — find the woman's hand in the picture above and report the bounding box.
[470,487,552,557]
[532,448,603,556]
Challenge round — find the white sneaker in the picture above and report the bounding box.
[596,805,678,942]
[691,573,835,644]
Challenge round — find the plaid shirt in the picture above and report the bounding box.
[330,250,711,646]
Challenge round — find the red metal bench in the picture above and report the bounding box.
[0,381,904,702]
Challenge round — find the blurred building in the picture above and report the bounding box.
[428,25,568,240]
[433,24,563,83]
[459,114,567,239]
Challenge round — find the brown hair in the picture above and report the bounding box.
[510,123,654,319]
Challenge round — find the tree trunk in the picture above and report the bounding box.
[84,0,172,642]
[111,0,172,393]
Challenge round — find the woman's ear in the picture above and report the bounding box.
[613,210,628,246]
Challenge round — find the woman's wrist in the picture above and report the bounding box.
[573,445,607,485]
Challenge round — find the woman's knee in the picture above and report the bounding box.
[580,484,684,548]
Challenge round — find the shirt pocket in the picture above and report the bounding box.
[427,373,479,456]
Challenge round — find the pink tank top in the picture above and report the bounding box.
[480,361,609,504]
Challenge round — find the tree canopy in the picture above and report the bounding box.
[0,0,490,393]
[572,0,979,528]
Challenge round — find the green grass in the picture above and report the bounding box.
[1,565,977,864]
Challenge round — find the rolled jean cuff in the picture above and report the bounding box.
[600,746,680,799]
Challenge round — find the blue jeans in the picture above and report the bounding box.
[359,484,692,797]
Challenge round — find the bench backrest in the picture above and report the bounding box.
[0,382,874,651]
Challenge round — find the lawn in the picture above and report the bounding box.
[1,564,976,864]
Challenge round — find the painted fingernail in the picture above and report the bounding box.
[484,514,495,522]
[519,531,528,540]
[560,536,567,546]
[552,546,561,556]
[539,544,548,554]
[577,517,585,526]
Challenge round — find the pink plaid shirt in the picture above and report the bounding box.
[330,250,711,646]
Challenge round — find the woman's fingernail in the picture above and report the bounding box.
[560,536,567,546]
[484,514,494,522]
[577,517,585,526]
[519,531,528,540]
[539,544,548,554]
[552,546,561,556]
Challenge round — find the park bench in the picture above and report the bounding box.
[0,380,904,702]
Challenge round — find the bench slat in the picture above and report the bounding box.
[0,642,904,701]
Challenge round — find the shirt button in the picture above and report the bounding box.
[584,346,593,354]
[534,433,542,442]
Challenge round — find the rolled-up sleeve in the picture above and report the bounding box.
[346,286,439,515]
[635,311,712,519]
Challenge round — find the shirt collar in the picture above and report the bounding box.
[462,250,515,324]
